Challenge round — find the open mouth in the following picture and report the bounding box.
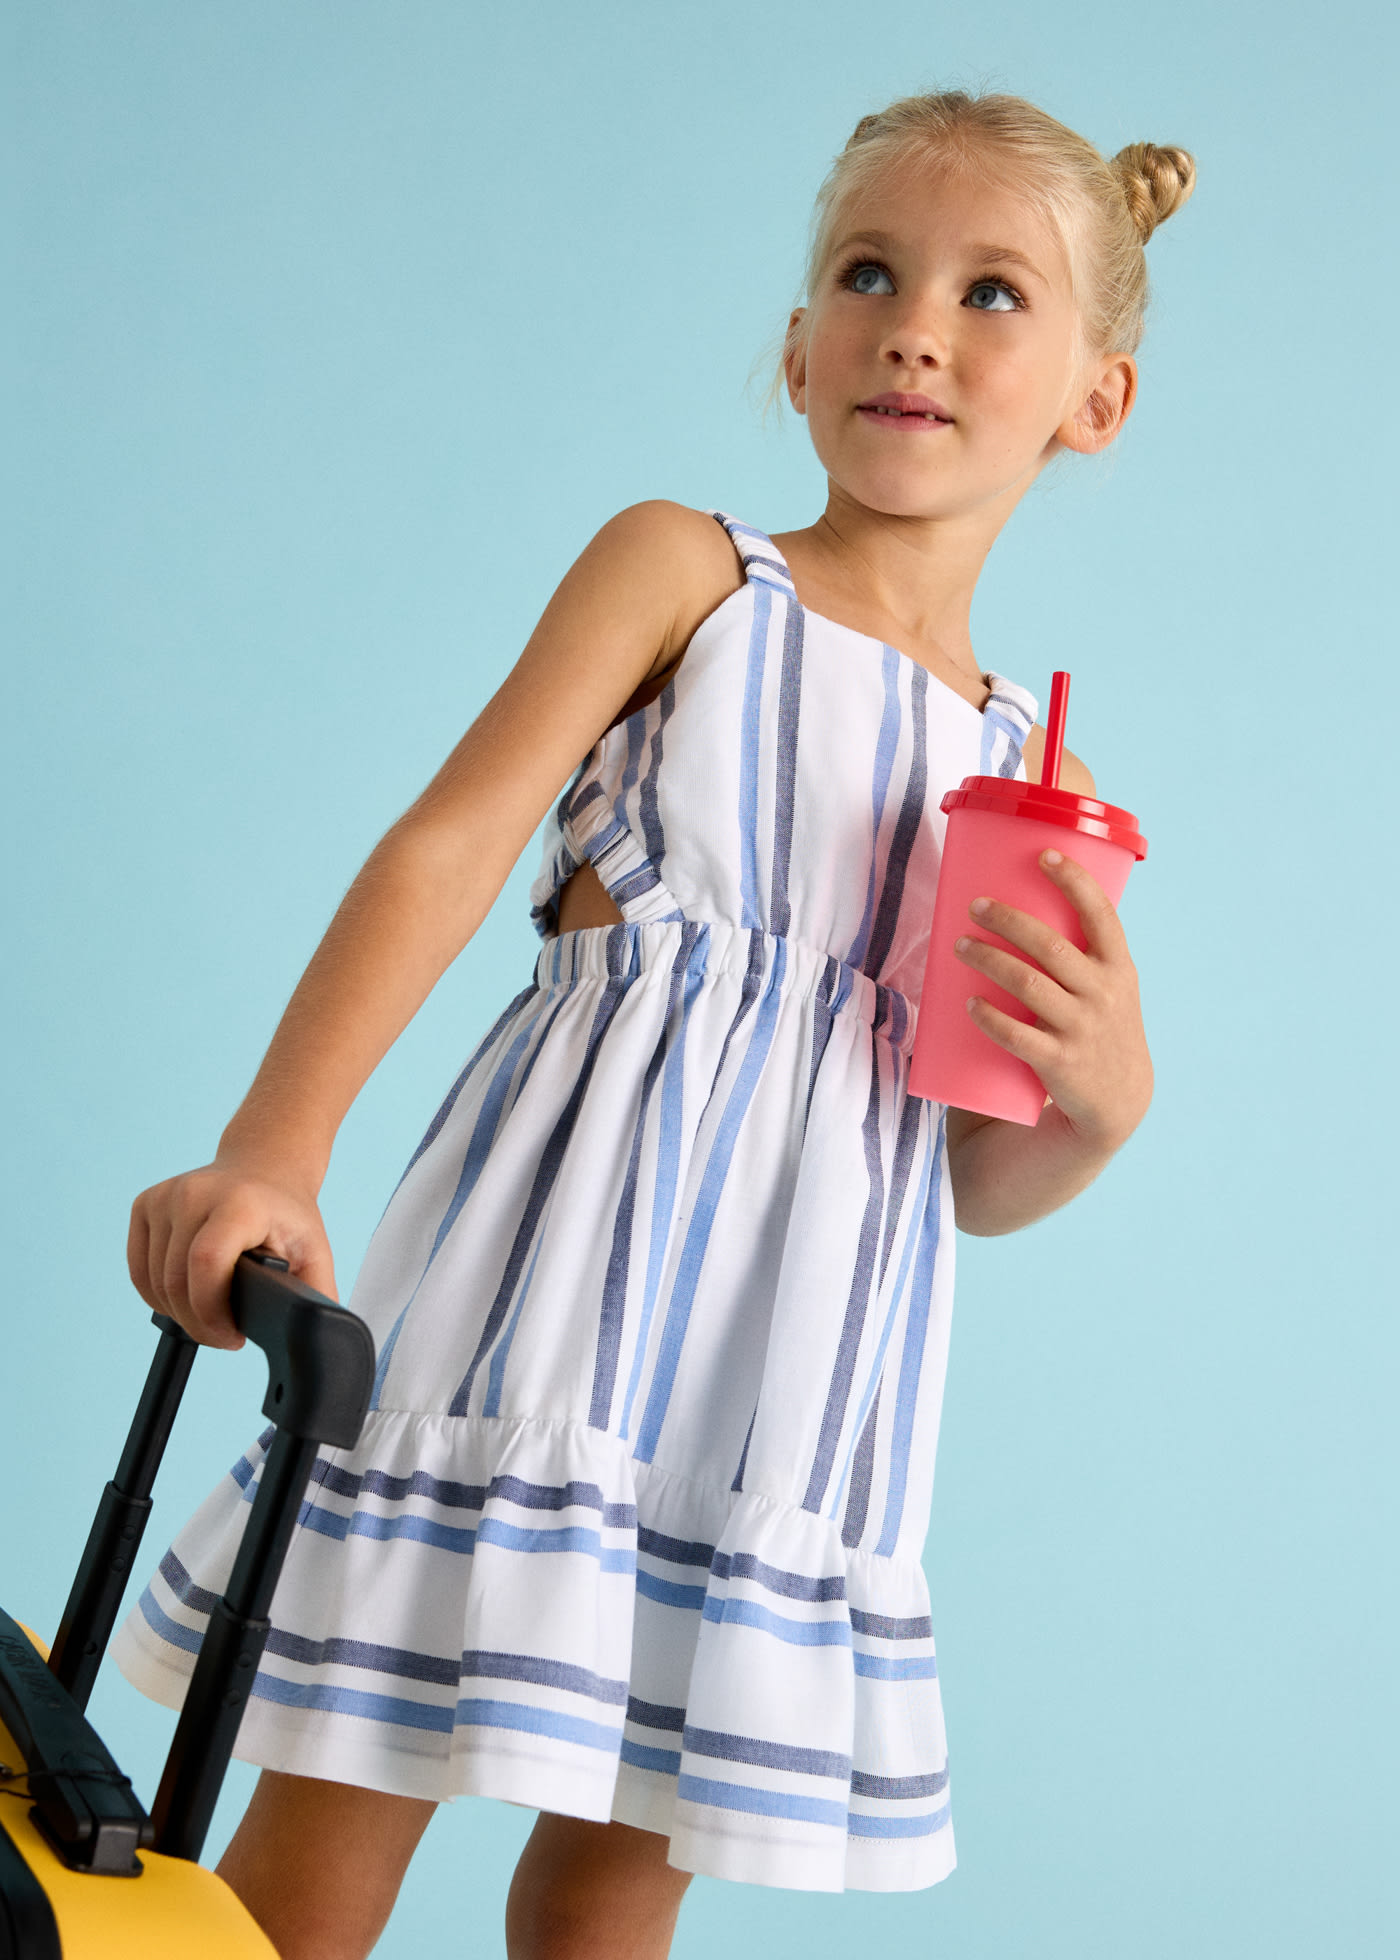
[857,405,953,426]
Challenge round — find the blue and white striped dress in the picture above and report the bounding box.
[113,511,1038,1894]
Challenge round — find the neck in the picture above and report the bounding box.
[779,478,1028,680]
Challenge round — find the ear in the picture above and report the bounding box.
[782,309,809,416]
[1057,354,1137,455]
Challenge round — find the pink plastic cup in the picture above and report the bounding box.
[908,777,1148,1123]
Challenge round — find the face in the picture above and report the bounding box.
[784,152,1135,523]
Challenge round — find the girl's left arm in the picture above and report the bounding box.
[944,837,1155,1239]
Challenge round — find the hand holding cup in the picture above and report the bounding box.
[952,846,1153,1150]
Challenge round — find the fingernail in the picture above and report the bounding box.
[970,897,991,916]
[1043,850,1063,866]
[955,936,970,953]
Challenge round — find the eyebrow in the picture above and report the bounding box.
[832,229,1051,287]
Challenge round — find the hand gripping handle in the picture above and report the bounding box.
[38,1252,375,1867]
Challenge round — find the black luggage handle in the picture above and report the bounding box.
[48,1252,374,1709]
[3,1251,376,1872]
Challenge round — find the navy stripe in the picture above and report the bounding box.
[608,866,663,903]
[682,1724,850,1779]
[864,665,929,978]
[840,1379,880,1550]
[371,992,568,1408]
[804,1041,887,1513]
[835,1120,936,1535]
[804,955,840,1120]
[878,1095,924,1288]
[711,1550,845,1601]
[389,982,538,1198]
[636,678,674,872]
[590,927,699,1426]
[767,596,804,938]
[308,1462,638,1524]
[730,1400,757,1492]
[447,933,636,1416]
[851,1764,948,1799]
[846,644,903,972]
[736,582,771,929]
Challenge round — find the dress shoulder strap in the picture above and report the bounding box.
[706,511,797,598]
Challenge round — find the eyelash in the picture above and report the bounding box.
[833,255,1027,310]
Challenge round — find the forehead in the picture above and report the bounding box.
[831,150,1070,288]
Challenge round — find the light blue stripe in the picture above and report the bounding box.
[483,1212,548,1416]
[827,1121,936,1522]
[636,1567,708,1612]
[852,1652,938,1681]
[700,1591,852,1647]
[877,1109,947,1556]
[456,1695,623,1754]
[371,1002,550,1408]
[848,1801,951,1839]
[294,1502,636,1570]
[475,1517,637,1567]
[138,1583,202,1654]
[634,936,787,1460]
[677,1771,847,1829]
[252,1670,454,1731]
[297,1502,475,1552]
[621,1738,683,1775]
[736,580,771,929]
[620,931,709,1443]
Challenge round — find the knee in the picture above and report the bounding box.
[506,1816,692,1960]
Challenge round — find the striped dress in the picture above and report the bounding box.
[113,510,1038,1895]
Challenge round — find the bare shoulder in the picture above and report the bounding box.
[607,500,748,677]
[1021,725,1096,798]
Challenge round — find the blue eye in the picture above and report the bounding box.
[967,279,1020,312]
[841,260,895,296]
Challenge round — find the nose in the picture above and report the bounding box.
[878,294,953,370]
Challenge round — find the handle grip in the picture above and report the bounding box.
[155,1249,375,1450]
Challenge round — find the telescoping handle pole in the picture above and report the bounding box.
[147,1250,375,1863]
[48,1318,199,1708]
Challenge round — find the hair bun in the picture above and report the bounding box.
[1111,142,1197,242]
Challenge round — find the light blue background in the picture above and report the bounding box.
[5,3,1395,1955]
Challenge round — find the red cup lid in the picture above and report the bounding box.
[940,775,1148,859]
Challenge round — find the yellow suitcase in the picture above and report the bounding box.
[0,1252,374,1956]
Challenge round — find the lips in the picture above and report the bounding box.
[857,391,953,421]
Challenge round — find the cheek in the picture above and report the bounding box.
[971,350,1065,428]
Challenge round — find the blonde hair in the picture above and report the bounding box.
[756,89,1196,424]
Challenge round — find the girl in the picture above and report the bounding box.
[116,88,1193,1960]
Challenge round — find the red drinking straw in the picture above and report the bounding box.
[1042,670,1070,791]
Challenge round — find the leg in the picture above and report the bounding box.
[506,1813,694,1960]
[216,1769,436,1960]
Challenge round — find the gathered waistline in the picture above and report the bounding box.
[535,919,917,1055]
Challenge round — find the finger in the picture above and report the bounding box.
[127,1197,155,1310]
[145,1206,175,1318]
[965,991,1057,1071]
[955,934,1071,1027]
[162,1215,204,1334]
[964,891,1092,991]
[296,1235,339,1305]
[1036,851,1127,962]
[184,1215,250,1350]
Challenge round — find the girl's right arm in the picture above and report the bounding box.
[129,499,708,1348]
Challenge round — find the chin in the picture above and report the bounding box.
[826,470,951,521]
